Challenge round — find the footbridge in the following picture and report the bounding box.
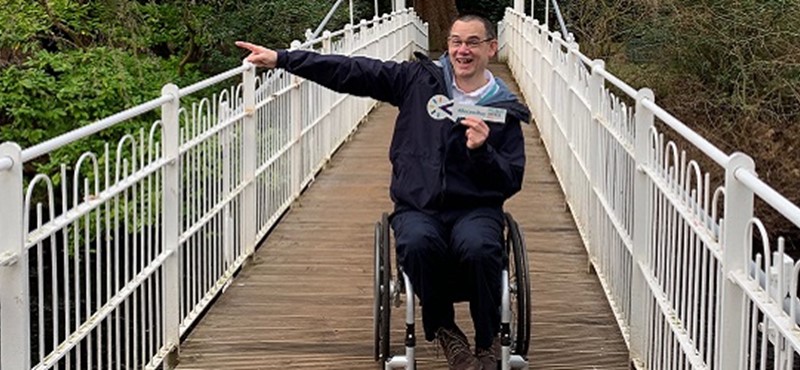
[2,4,800,370]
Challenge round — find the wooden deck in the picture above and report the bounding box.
[177,62,630,369]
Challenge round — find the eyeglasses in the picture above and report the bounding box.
[447,37,494,49]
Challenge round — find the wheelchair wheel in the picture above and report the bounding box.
[373,213,392,363]
[505,213,531,358]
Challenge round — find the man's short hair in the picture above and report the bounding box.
[450,14,496,40]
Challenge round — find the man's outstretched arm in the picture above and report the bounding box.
[235,41,410,106]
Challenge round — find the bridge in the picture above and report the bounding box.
[2,3,800,370]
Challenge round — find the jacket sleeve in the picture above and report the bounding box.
[277,50,410,106]
[466,118,526,198]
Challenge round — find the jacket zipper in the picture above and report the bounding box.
[418,56,450,208]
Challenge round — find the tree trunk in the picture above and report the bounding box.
[414,0,458,52]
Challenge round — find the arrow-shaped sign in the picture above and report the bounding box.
[426,94,507,124]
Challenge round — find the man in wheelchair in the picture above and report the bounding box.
[237,14,529,370]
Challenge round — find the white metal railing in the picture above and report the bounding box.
[500,7,800,370]
[0,9,427,370]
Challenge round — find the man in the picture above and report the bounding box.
[236,14,529,370]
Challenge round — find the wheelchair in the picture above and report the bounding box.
[373,212,531,370]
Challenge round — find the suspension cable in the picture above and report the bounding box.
[549,0,571,41]
[310,0,347,41]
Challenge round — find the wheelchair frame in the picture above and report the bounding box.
[373,212,531,370]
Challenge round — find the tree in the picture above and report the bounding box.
[456,0,511,24]
[413,0,458,51]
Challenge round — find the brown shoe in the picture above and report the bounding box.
[436,326,482,370]
[475,336,501,370]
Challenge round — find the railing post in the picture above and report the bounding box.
[498,21,506,61]
[523,16,533,95]
[388,11,396,60]
[160,83,181,368]
[359,19,369,54]
[718,152,755,370]
[374,15,383,59]
[290,40,304,198]
[565,40,579,147]
[562,40,580,207]
[402,5,414,59]
[423,21,429,52]
[630,88,655,367]
[241,62,257,257]
[345,23,354,54]
[545,0,550,31]
[533,20,553,137]
[0,143,29,370]
[321,31,333,162]
[587,59,604,266]
[405,8,413,57]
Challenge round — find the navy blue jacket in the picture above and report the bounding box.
[276,50,530,213]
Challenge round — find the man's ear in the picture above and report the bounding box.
[489,39,499,58]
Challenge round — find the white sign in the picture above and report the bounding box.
[426,95,507,123]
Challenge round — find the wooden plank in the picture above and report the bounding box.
[177,62,629,369]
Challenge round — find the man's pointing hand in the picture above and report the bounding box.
[235,41,278,69]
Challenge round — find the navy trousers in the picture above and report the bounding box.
[390,207,505,349]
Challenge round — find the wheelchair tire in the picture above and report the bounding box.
[380,213,392,362]
[373,214,392,363]
[505,213,531,358]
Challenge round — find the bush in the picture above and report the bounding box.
[566,0,800,248]
[0,47,202,176]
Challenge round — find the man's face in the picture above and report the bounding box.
[448,20,498,82]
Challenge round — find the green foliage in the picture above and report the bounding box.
[196,0,375,73]
[563,0,648,61]
[662,0,800,121]
[0,0,384,252]
[0,47,201,175]
[0,1,49,57]
[565,0,800,245]
[0,0,378,150]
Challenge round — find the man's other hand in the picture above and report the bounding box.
[461,116,490,149]
[235,41,278,68]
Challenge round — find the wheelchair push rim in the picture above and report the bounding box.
[373,213,392,363]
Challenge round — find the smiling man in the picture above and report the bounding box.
[237,14,529,370]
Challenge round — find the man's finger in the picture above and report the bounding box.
[462,117,489,135]
[460,116,480,127]
[235,41,263,53]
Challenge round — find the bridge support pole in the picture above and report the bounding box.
[0,143,29,370]
[629,88,655,368]
[161,83,182,368]
[719,153,755,370]
[514,0,524,12]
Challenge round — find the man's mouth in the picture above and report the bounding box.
[454,57,474,67]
